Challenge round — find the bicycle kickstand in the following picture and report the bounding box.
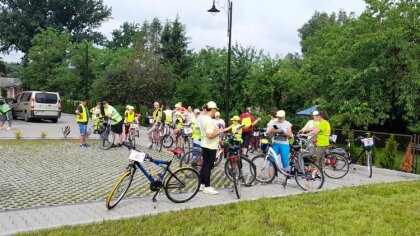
[151,189,160,209]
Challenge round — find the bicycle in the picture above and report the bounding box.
[148,123,162,151]
[175,124,192,152]
[126,122,138,148]
[99,119,115,150]
[223,125,257,199]
[331,135,380,178]
[161,122,174,150]
[179,140,224,172]
[252,136,325,191]
[248,128,266,155]
[106,142,200,209]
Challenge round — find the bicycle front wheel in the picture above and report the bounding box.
[367,151,373,178]
[106,168,134,209]
[231,162,241,199]
[295,162,324,191]
[162,135,174,148]
[252,155,276,183]
[322,153,349,179]
[224,157,256,186]
[180,150,203,172]
[165,167,200,203]
[100,130,114,150]
[129,129,136,147]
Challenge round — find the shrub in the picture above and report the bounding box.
[40,131,48,139]
[380,135,398,169]
[401,143,413,173]
[14,130,22,139]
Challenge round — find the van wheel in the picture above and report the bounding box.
[24,112,31,122]
[51,118,58,123]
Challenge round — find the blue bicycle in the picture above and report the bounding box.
[106,142,200,209]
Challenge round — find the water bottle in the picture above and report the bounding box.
[149,169,156,178]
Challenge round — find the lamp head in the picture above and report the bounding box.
[208,0,220,14]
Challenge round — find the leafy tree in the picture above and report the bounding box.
[0,62,22,77]
[0,0,111,54]
[379,135,398,169]
[21,28,81,98]
[0,59,5,75]
[107,22,140,50]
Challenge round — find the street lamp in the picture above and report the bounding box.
[208,0,233,123]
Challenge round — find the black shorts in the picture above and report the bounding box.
[241,131,253,149]
[111,120,123,134]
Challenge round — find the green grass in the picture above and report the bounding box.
[26,181,420,236]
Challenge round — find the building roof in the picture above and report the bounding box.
[0,77,21,87]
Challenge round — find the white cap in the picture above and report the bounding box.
[127,105,135,110]
[207,101,219,110]
[215,111,220,116]
[175,103,181,108]
[312,110,319,116]
[276,110,286,117]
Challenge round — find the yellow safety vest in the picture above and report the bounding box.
[164,110,172,123]
[76,104,88,123]
[125,110,135,123]
[192,122,201,140]
[231,124,243,142]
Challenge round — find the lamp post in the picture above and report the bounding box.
[208,0,233,123]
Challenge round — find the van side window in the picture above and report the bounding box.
[21,93,31,102]
[35,93,57,104]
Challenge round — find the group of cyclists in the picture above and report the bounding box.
[143,100,331,195]
[76,99,331,194]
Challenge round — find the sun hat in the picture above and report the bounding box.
[207,101,219,110]
[312,110,319,116]
[230,116,240,121]
[175,103,181,108]
[276,110,286,117]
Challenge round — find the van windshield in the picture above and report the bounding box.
[35,93,58,104]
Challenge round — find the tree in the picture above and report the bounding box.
[22,28,81,98]
[107,22,140,50]
[0,0,111,55]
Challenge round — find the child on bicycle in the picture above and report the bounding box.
[123,105,136,142]
[174,111,183,148]
[227,116,243,143]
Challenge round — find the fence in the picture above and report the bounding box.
[334,129,419,174]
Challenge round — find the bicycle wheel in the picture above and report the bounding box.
[231,162,241,199]
[367,151,373,178]
[224,156,256,186]
[164,167,200,203]
[322,153,349,179]
[252,154,276,183]
[106,168,134,209]
[295,162,324,191]
[214,147,224,167]
[180,150,203,172]
[162,135,174,148]
[154,132,161,151]
[99,130,114,150]
[129,129,136,147]
[183,136,191,153]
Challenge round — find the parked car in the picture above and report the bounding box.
[12,91,61,123]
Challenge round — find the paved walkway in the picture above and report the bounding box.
[1,125,420,235]
[1,165,419,235]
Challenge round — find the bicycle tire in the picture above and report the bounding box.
[224,156,256,186]
[367,151,373,178]
[214,148,224,167]
[231,162,241,199]
[129,129,136,147]
[106,168,134,209]
[164,167,200,203]
[252,155,276,183]
[322,153,349,179]
[99,130,114,150]
[180,150,203,172]
[294,162,324,191]
[162,135,174,148]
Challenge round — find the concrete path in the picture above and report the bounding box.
[1,165,419,235]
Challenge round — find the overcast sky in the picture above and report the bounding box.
[2,0,367,63]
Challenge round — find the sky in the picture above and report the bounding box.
[1,0,367,63]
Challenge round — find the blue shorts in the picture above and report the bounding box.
[78,123,88,136]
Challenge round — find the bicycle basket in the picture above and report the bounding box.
[361,138,374,150]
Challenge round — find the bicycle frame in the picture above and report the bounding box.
[265,146,294,178]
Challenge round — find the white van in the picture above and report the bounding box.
[12,91,61,123]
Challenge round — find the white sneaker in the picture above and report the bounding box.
[6,127,11,131]
[199,184,205,191]
[203,186,218,195]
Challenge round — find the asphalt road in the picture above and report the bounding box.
[0,113,94,139]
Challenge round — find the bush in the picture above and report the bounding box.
[380,135,398,169]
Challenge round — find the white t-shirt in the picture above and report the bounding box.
[214,118,225,128]
[267,120,292,145]
[200,115,219,150]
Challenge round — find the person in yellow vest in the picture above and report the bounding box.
[123,105,136,142]
[75,99,90,148]
[174,111,184,149]
[228,116,243,143]
[91,102,103,134]
[102,100,124,147]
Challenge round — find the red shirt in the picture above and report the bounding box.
[240,113,254,132]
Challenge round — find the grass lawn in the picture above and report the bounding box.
[25,180,420,236]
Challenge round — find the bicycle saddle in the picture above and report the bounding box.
[167,149,184,156]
